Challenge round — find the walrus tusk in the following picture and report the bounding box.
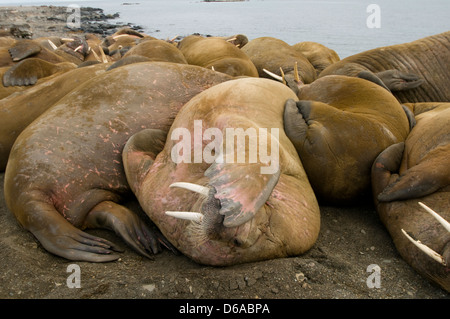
[401,202,449,266]
[211,66,215,71]
[401,229,446,266]
[47,39,58,50]
[74,45,83,52]
[99,46,108,63]
[165,211,203,223]
[279,67,286,85]
[294,61,300,83]
[91,49,101,62]
[263,69,283,82]
[170,182,210,197]
[418,202,450,232]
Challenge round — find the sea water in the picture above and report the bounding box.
[0,0,449,58]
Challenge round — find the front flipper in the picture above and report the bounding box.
[377,144,450,202]
[3,58,60,87]
[375,70,424,92]
[122,129,167,194]
[204,162,281,227]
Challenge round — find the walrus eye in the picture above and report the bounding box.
[401,202,450,266]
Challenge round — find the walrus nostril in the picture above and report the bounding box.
[233,238,243,247]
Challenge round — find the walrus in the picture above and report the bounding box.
[283,75,411,204]
[178,35,259,77]
[241,37,317,84]
[122,77,320,266]
[4,62,231,262]
[319,31,450,103]
[291,41,340,76]
[0,62,110,171]
[371,102,450,292]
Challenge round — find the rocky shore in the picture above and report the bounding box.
[0,5,144,39]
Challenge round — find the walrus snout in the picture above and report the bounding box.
[165,182,257,248]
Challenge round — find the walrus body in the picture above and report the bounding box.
[178,35,258,77]
[123,77,320,266]
[291,41,340,76]
[283,75,410,204]
[0,62,110,171]
[320,31,450,103]
[4,62,231,262]
[371,102,450,292]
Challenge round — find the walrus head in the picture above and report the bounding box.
[123,78,320,266]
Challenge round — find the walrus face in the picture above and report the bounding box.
[123,78,320,266]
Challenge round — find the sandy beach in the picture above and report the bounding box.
[0,5,448,302]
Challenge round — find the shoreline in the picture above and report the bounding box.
[0,5,144,39]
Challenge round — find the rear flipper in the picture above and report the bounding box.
[21,194,171,262]
[23,199,123,262]
[3,58,64,87]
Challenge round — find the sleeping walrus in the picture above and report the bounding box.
[122,77,320,266]
[371,102,450,292]
[4,62,231,262]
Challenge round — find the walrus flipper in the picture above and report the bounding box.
[122,129,167,194]
[8,40,42,61]
[377,145,450,202]
[204,161,281,228]
[3,58,59,87]
[375,70,424,92]
[22,197,123,262]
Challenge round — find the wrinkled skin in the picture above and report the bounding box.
[320,31,450,103]
[123,78,320,266]
[4,62,232,262]
[371,102,450,292]
[0,62,110,171]
[242,37,317,84]
[291,41,340,76]
[284,75,410,204]
[178,35,259,77]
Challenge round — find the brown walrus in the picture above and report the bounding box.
[283,75,411,204]
[241,37,317,84]
[291,41,340,76]
[4,62,232,262]
[371,102,450,292]
[319,31,450,103]
[122,77,320,266]
[178,35,259,77]
[0,62,110,171]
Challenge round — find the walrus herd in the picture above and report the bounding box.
[0,27,448,292]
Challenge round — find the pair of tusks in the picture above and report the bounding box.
[402,202,450,266]
[91,46,108,63]
[165,182,210,223]
[225,37,241,48]
[263,61,301,85]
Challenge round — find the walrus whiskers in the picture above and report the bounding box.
[169,182,210,197]
[401,202,449,266]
